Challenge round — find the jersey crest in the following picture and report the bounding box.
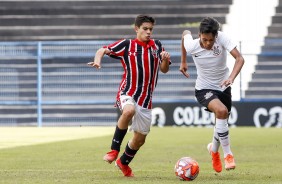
[213,45,222,56]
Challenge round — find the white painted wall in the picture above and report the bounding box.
[222,0,279,100]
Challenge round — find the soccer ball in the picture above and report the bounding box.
[174,157,199,181]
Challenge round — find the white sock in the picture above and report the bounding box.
[211,126,220,153]
[215,118,233,157]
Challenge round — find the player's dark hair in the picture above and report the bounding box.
[199,17,220,36]
[135,15,155,27]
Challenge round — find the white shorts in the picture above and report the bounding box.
[119,95,152,135]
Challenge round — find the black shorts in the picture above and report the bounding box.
[195,87,232,112]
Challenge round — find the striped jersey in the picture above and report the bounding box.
[104,38,168,109]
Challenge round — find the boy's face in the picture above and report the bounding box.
[135,22,154,43]
[199,33,216,50]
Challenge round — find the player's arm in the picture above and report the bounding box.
[179,30,191,78]
[160,51,170,73]
[221,48,245,87]
[88,48,111,69]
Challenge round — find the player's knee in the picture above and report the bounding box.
[122,108,135,120]
[215,107,229,118]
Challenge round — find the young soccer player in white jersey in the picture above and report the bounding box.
[88,15,171,177]
[180,17,244,172]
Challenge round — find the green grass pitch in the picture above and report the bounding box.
[0,127,281,184]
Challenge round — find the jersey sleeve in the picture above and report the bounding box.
[217,31,237,52]
[183,34,195,54]
[155,40,172,65]
[103,39,129,59]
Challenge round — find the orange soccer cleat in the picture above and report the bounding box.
[115,158,134,177]
[103,150,119,164]
[224,154,236,170]
[207,143,222,173]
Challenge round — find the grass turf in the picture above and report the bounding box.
[0,127,281,184]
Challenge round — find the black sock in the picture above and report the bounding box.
[110,126,127,152]
[120,143,138,165]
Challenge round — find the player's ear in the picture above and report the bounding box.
[135,26,139,33]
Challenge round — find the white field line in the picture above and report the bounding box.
[0,127,114,149]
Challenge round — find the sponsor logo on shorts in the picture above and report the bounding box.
[122,98,129,103]
[204,91,213,99]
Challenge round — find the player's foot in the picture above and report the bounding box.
[103,150,119,164]
[207,143,222,173]
[115,158,134,177]
[224,154,236,170]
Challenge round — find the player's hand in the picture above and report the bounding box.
[87,61,101,69]
[221,79,233,88]
[179,62,190,78]
[160,51,170,62]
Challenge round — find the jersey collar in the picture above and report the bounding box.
[134,39,155,48]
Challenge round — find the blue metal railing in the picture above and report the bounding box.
[1,40,280,126]
[0,40,182,126]
[37,42,43,127]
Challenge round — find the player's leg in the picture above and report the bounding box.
[208,99,235,170]
[207,127,222,172]
[115,105,151,177]
[103,96,136,164]
[210,116,221,153]
[207,116,222,172]
[120,131,146,164]
[116,132,146,177]
[195,89,222,172]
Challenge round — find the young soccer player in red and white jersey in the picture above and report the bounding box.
[180,17,244,173]
[88,15,171,177]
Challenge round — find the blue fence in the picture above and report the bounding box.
[0,40,184,127]
[4,40,278,126]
